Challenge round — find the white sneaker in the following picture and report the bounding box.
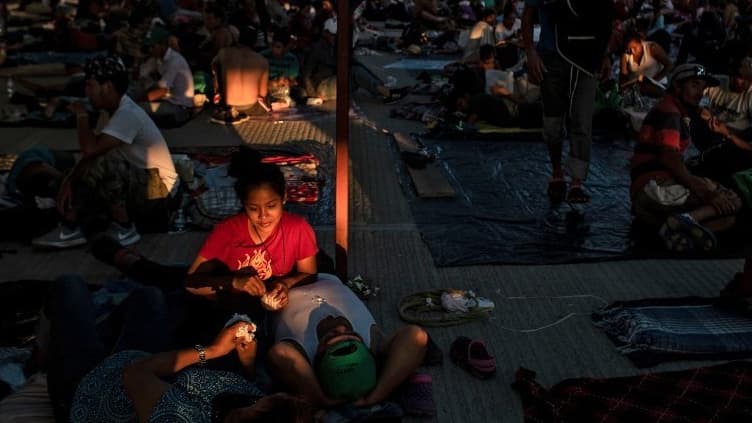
[32,224,87,248]
[105,222,141,246]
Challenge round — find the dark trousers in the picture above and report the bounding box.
[45,274,171,421]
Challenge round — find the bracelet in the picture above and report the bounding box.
[194,344,207,366]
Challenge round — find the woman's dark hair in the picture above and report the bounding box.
[230,147,286,202]
[224,393,314,423]
[622,29,644,52]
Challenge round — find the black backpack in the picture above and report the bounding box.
[550,0,615,76]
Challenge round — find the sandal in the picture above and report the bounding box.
[400,373,436,417]
[450,336,496,379]
[547,179,567,204]
[659,213,717,253]
[566,185,591,204]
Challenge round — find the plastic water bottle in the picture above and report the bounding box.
[6,78,14,100]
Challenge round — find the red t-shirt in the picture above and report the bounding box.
[198,212,318,280]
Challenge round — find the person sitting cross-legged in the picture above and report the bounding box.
[33,55,179,249]
[302,18,409,105]
[261,29,301,108]
[266,274,428,409]
[210,30,270,125]
[631,63,743,253]
[134,26,196,127]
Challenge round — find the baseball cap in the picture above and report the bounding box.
[669,63,719,87]
[84,55,128,84]
[324,18,337,35]
[145,26,171,46]
[314,339,377,400]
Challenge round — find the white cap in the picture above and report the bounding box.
[324,18,337,34]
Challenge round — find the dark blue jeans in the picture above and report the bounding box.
[45,274,171,422]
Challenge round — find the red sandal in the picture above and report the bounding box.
[450,336,496,379]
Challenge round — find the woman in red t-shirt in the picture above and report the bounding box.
[185,161,318,310]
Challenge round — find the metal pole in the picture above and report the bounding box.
[334,1,351,281]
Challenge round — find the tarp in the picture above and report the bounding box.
[400,134,752,266]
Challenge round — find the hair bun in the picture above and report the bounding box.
[228,146,263,178]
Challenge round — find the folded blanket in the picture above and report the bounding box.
[513,361,752,423]
[593,297,752,367]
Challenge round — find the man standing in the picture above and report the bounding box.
[33,55,178,248]
[522,0,614,203]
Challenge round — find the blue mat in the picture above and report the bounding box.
[401,134,752,266]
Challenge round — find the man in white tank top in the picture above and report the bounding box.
[268,274,429,408]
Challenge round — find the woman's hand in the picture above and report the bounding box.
[209,322,249,358]
[232,274,266,297]
[261,282,289,311]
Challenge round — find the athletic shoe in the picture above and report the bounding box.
[104,222,141,246]
[32,224,87,248]
[209,108,250,125]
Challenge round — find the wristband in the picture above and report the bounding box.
[194,344,207,366]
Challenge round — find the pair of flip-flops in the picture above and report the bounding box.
[449,336,496,379]
[547,179,591,204]
[659,213,717,253]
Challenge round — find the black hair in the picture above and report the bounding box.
[230,393,314,423]
[273,29,291,46]
[729,54,747,76]
[480,8,496,19]
[231,147,286,202]
[623,29,644,51]
[205,4,226,21]
[479,44,495,62]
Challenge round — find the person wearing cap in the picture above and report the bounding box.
[301,17,410,104]
[631,63,743,252]
[135,25,195,127]
[32,55,179,249]
[267,274,428,408]
[686,54,752,194]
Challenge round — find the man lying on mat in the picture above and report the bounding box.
[631,64,743,253]
[266,274,428,409]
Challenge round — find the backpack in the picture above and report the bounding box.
[550,0,615,76]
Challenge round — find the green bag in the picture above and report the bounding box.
[733,167,752,208]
